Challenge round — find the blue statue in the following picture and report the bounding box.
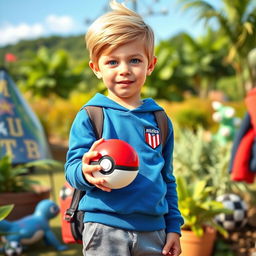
[0,199,67,255]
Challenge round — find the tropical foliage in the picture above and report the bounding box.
[0,35,86,63]
[146,30,234,100]
[2,0,256,101]
[179,0,256,96]
[18,47,83,98]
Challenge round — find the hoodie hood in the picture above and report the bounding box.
[84,93,163,113]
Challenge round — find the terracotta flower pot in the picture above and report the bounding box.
[180,227,217,256]
[0,185,50,221]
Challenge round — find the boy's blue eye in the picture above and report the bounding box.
[108,60,117,65]
[130,58,141,64]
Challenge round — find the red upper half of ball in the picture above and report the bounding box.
[92,139,139,167]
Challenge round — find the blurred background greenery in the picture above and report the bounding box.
[1,0,256,103]
[1,0,256,255]
[1,0,255,142]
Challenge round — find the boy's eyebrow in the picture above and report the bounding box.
[103,53,145,59]
[129,54,144,58]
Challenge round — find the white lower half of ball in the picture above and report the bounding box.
[93,169,138,189]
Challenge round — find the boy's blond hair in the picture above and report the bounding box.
[85,0,155,65]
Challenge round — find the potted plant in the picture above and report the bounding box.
[177,175,231,256]
[173,127,256,255]
[0,154,60,220]
[173,128,232,256]
[174,127,253,196]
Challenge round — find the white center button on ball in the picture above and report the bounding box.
[100,158,112,171]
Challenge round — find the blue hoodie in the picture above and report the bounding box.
[65,93,183,234]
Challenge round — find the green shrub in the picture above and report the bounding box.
[175,108,208,130]
[26,92,93,142]
[158,97,215,131]
[158,97,246,132]
[26,94,246,143]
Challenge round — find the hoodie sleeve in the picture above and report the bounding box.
[64,109,97,191]
[162,119,184,234]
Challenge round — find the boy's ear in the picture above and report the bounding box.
[89,60,102,79]
[147,56,157,76]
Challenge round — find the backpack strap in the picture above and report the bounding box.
[64,106,104,243]
[64,186,85,242]
[154,110,169,148]
[64,188,84,222]
[84,106,104,139]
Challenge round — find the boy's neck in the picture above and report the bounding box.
[107,94,142,110]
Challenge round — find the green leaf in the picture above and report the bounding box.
[159,66,173,80]
[0,205,14,221]
[193,180,207,199]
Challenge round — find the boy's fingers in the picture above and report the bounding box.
[90,138,104,151]
[162,246,171,255]
[162,243,180,256]
[82,151,100,164]
[95,184,111,192]
[85,173,102,185]
[84,173,111,192]
[164,245,181,256]
[82,138,111,192]
[82,139,104,164]
[83,163,102,173]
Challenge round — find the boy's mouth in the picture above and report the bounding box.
[117,80,134,85]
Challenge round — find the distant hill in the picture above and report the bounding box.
[0,34,87,65]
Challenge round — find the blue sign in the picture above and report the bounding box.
[0,68,51,164]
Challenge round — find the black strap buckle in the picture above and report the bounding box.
[64,209,75,222]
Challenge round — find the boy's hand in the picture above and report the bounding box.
[162,232,181,256]
[82,138,111,192]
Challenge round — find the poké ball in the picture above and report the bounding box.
[91,139,139,189]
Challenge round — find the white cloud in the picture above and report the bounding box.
[0,23,45,46]
[0,15,76,47]
[45,15,75,33]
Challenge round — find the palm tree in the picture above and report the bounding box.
[178,0,256,97]
[179,30,234,97]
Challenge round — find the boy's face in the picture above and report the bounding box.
[89,39,156,107]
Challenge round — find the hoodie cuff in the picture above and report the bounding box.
[165,218,183,236]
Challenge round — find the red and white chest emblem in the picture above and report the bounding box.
[145,127,161,149]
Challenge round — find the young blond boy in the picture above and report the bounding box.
[65,1,184,255]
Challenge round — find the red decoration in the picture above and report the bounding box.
[5,53,17,62]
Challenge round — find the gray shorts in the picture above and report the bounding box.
[83,222,166,256]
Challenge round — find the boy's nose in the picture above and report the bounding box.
[119,62,131,75]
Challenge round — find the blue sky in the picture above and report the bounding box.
[0,0,212,47]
